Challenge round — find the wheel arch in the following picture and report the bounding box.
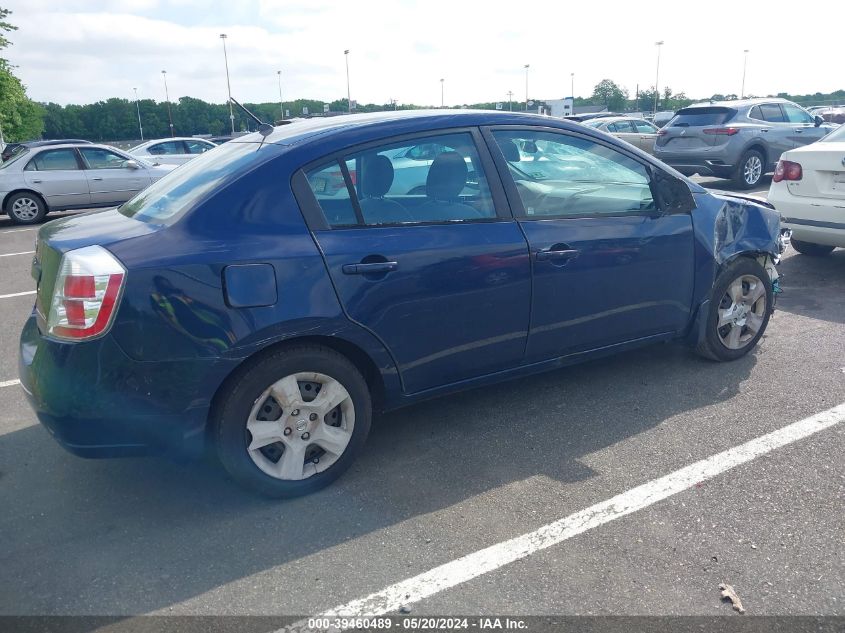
[204,334,388,448]
[3,189,49,214]
[743,142,769,170]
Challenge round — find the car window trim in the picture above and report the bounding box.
[760,103,787,124]
[293,126,513,231]
[480,124,667,221]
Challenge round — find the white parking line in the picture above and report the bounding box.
[0,290,35,299]
[0,250,34,258]
[0,227,37,234]
[0,379,20,388]
[289,403,845,622]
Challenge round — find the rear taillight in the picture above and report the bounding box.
[703,127,740,136]
[47,245,126,341]
[773,160,803,183]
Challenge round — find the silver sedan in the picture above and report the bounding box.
[0,143,175,225]
[584,116,660,154]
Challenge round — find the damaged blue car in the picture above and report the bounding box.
[19,110,790,497]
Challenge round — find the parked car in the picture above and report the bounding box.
[129,137,217,165]
[21,110,788,497]
[583,116,660,154]
[768,122,845,255]
[563,112,620,122]
[2,139,93,163]
[652,111,676,128]
[654,98,837,189]
[0,143,175,224]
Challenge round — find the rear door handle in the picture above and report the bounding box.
[536,248,579,261]
[760,128,769,133]
[91,177,104,181]
[342,261,399,275]
[31,179,42,183]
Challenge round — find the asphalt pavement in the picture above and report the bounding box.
[0,186,842,626]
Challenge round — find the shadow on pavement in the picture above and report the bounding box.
[0,342,756,615]
[776,249,845,325]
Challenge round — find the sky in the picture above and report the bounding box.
[4,0,842,108]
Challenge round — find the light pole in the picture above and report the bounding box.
[440,78,444,108]
[277,70,284,119]
[220,34,235,134]
[507,90,513,112]
[344,49,351,113]
[161,70,174,137]
[653,40,664,114]
[133,87,144,141]
[741,49,749,98]
[570,72,574,99]
[524,64,530,111]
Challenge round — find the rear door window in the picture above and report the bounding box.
[759,104,786,122]
[608,121,635,133]
[305,132,496,227]
[670,107,736,127]
[25,149,80,171]
[148,141,187,155]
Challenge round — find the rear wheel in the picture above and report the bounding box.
[6,192,47,225]
[732,149,764,189]
[214,345,372,498]
[696,258,773,361]
[790,239,834,256]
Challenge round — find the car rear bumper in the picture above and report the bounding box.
[769,186,845,248]
[654,154,735,179]
[18,312,230,459]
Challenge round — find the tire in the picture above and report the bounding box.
[732,149,765,190]
[213,344,372,498]
[790,239,834,257]
[6,192,47,225]
[696,258,773,362]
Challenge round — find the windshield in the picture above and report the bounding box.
[821,124,845,142]
[119,141,265,224]
[0,148,29,169]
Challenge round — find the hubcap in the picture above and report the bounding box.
[245,372,354,481]
[11,197,39,220]
[743,156,762,185]
[717,274,767,350]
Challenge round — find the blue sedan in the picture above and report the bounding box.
[20,110,789,497]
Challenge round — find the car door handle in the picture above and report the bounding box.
[760,129,769,133]
[91,177,104,181]
[31,179,42,183]
[794,128,804,133]
[342,261,399,275]
[536,248,579,261]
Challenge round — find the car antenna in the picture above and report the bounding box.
[229,97,288,146]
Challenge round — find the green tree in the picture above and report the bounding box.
[0,8,44,142]
[592,79,628,112]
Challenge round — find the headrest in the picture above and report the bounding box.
[361,154,394,198]
[426,151,468,200]
[499,139,520,162]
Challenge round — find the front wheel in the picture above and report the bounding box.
[696,258,773,361]
[732,150,765,189]
[791,239,834,256]
[214,345,372,498]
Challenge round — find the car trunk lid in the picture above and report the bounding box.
[656,106,738,149]
[782,143,845,200]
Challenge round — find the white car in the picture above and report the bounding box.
[768,124,845,255]
[129,137,216,166]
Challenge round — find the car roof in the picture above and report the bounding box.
[233,109,596,147]
[683,97,793,110]
[589,116,652,124]
[137,137,215,145]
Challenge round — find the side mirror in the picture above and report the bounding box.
[124,159,140,169]
[653,170,695,215]
[814,115,824,127]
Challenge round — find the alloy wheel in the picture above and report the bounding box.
[11,197,39,221]
[743,156,762,186]
[716,274,767,350]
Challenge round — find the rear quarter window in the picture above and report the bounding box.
[670,107,736,127]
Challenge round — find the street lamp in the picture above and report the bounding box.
[570,72,574,99]
[277,69,284,120]
[654,41,664,114]
[344,49,351,113]
[440,78,444,108]
[133,87,144,141]
[524,64,530,111]
[741,49,749,98]
[220,34,235,134]
[507,90,513,112]
[161,70,174,137]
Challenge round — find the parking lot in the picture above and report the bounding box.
[0,184,843,627]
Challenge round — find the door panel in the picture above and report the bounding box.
[315,223,531,392]
[488,128,695,361]
[79,147,148,205]
[758,103,794,164]
[22,149,90,208]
